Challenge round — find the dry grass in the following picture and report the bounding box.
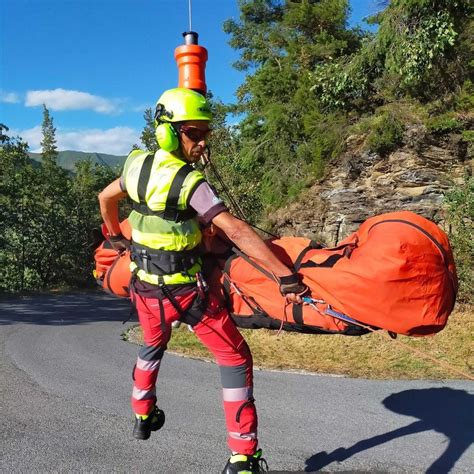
[124,305,473,380]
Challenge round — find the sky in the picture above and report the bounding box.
[1,0,381,155]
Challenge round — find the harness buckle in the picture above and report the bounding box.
[141,249,150,274]
[195,272,208,299]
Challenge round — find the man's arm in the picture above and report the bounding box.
[98,178,129,250]
[211,211,306,303]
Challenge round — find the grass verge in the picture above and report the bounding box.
[123,305,473,380]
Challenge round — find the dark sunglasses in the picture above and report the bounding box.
[180,125,211,142]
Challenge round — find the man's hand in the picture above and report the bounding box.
[109,233,130,253]
[98,178,128,243]
[279,273,308,304]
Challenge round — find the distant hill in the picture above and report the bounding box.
[28,150,127,172]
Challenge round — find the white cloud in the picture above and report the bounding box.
[11,126,140,155]
[57,127,139,154]
[1,91,20,103]
[10,125,42,147]
[25,88,121,114]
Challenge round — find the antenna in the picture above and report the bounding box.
[188,0,192,31]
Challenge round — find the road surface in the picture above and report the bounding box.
[1,293,472,473]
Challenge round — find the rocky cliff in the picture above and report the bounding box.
[269,125,472,244]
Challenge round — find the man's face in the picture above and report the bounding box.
[178,120,211,163]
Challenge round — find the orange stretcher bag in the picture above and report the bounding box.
[92,220,132,298]
[213,211,457,337]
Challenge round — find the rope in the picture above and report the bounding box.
[202,147,279,239]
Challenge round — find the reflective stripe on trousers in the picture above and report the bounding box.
[130,289,258,455]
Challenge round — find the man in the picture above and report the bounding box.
[98,88,306,473]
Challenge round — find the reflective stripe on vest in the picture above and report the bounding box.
[122,149,205,284]
[130,261,202,286]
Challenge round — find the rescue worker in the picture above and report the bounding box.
[98,88,306,473]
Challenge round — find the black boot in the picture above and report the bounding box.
[133,406,165,440]
[222,449,268,474]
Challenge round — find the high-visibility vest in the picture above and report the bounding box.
[122,148,205,285]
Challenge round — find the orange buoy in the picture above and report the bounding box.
[175,31,208,95]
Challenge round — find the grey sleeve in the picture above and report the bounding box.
[189,182,228,225]
[119,175,126,192]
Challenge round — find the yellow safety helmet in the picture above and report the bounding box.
[154,88,212,151]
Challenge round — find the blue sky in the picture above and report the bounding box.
[1,0,380,154]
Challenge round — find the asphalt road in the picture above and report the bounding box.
[0,292,472,473]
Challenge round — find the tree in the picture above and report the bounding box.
[33,106,72,288]
[312,0,473,109]
[1,122,121,292]
[140,108,159,153]
[67,160,119,286]
[222,0,362,218]
[0,127,36,291]
[40,104,58,164]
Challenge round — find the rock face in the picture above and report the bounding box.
[270,126,471,245]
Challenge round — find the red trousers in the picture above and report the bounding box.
[131,289,258,455]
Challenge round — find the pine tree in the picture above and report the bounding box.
[40,104,58,165]
[35,105,71,287]
[140,108,159,153]
[222,0,363,218]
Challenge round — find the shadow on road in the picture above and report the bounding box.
[304,387,473,473]
[0,292,134,325]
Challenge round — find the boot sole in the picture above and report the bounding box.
[133,431,151,440]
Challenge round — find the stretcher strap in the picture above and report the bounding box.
[300,253,345,269]
[230,247,278,283]
[292,303,304,325]
[293,240,324,271]
[294,240,356,271]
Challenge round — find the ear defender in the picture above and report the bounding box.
[155,123,179,152]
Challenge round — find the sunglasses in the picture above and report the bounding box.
[180,125,211,142]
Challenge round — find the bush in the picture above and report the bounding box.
[454,80,474,111]
[364,112,404,155]
[427,113,465,134]
[444,175,473,304]
[461,130,474,142]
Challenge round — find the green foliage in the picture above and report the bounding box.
[312,0,472,110]
[311,45,377,110]
[385,10,457,91]
[218,0,471,222]
[461,130,474,142]
[444,175,473,303]
[0,126,35,291]
[454,80,474,111]
[40,104,58,164]
[67,160,117,286]
[221,0,362,221]
[426,113,465,134]
[139,108,159,153]
[0,122,118,293]
[358,112,405,155]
